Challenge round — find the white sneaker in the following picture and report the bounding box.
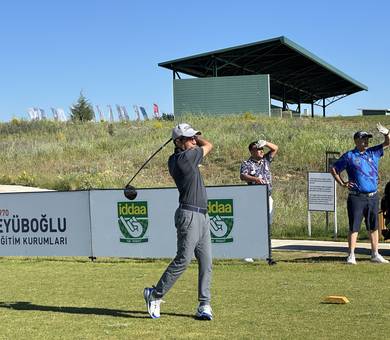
[346,255,357,265]
[143,287,163,318]
[196,304,213,320]
[371,254,389,264]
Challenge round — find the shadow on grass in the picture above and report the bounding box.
[280,255,347,263]
[0,301,195,319]
[274,245,390,257]
[273,245,373,255]
[278,255,376,264]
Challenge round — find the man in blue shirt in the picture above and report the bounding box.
[331,123,390,264]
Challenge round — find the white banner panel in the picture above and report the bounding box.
[0,191,92,256]
[90,185,269,259]
[308,172,335,212]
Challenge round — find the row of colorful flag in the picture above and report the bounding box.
[27,104,163,122]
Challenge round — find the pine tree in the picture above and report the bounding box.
[70,92,95,122]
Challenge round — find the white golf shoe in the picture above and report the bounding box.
[371,254,389,264]
[346,255,357,265]
[143,287,163,319]
[196,304,213,320]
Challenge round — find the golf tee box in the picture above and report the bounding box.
[323,296,349,304]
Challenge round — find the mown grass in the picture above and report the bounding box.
[1,115,390,239]
[0,254,389,339]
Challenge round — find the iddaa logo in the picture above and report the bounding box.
[208,199,234,243]
[117,201,148,243]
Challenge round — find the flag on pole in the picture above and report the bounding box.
[91,107,97,121]
[56,108,67,121]
[96,105,105,121]
[51,107,58,121]
[27,108,39,120]
[153,103,160,118]
[121,106,130,121]
[133,105,141,121]
[33,107,40,120]
[39,108,46,120]
[116,104,124,121]
[139,106,149,120]
[107,105,114,122]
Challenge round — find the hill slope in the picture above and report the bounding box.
[1,115,389,238]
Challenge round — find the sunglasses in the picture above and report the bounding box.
[180,136,196,142]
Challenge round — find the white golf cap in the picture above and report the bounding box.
[172,123,201,140]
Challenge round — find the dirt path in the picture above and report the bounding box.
[0,185,53,193]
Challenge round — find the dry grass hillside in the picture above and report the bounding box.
[1,114,389,239]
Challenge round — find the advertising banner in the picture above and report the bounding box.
[90,185,269,259]
[0,191,92,256]
[0,186,270,259]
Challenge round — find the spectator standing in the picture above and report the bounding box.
[240,139,279,223]
[331,123,390,264]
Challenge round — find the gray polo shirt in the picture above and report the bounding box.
[168,146,207,209]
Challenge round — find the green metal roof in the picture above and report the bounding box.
[159,36,367,105]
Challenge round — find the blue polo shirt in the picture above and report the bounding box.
[332,144,383,193]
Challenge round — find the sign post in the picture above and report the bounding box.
[325,151,340,230]
[307,172,337,237]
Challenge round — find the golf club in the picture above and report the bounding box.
[124,137,173,200]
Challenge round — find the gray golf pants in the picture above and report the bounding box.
[154,207,212,305]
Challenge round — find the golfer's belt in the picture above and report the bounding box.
[349,191,377,197]
[179,203,208,215]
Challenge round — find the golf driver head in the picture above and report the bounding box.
[123,137,172,201]
[124,184,137,200]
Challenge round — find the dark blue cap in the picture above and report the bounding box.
[354,131,373,139]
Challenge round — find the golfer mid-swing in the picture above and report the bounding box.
[144,123,213,320]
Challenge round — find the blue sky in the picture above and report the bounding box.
[0,0,389,121]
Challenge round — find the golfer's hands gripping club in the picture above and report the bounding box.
[194,135,213,156]
[377,123,389,136]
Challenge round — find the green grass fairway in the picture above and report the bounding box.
[1,253,390,339]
